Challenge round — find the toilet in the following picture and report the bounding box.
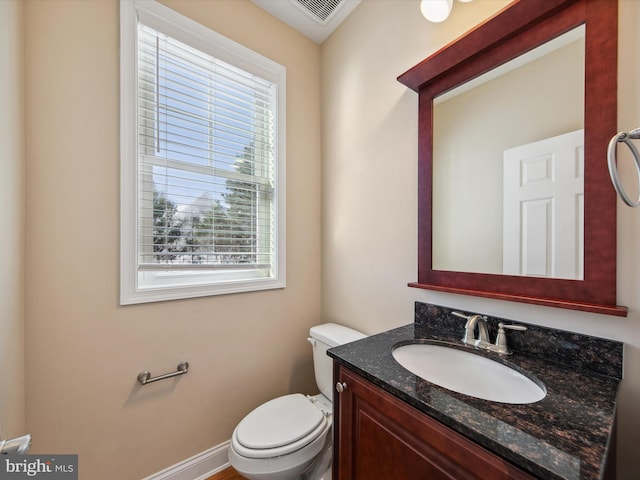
[228,323,366,480]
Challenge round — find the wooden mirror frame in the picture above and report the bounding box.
[398,0,626,316]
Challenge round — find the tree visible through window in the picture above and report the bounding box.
[151,145,259,266]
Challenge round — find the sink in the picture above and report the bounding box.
[392,343,546,404]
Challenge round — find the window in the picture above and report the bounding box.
[120,0,286,304]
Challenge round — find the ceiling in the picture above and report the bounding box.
[251,0,362,44]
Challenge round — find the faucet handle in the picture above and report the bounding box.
[500,322,527,332]
[493,322,526,355]
[452,311,488,325]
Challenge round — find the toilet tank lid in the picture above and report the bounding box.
[309,323,366,347]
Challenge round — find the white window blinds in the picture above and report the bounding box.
[137,23,275,271]
[120,0,286,304]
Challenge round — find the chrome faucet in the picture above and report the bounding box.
[453,312,490,347]
[453,312,527,355]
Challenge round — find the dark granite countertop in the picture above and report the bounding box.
[328,302,622,480]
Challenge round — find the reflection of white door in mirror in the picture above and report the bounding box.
[503,130,584,280]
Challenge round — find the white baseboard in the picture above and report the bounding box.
[142,441,230,480]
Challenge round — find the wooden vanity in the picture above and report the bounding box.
[328,303,621,480]
[334,364,541,480]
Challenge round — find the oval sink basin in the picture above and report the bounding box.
[392,343,546,404]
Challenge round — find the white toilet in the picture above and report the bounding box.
[228,323,366,480]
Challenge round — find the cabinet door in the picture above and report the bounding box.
[333,364,537,480]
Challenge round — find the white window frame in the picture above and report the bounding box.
[120,0,286,305]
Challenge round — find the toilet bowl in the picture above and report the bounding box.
[228,323,366,480]
[228,394,331,480]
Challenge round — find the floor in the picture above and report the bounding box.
[206,466,244,480]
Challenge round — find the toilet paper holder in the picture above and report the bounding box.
[137,361,189,385]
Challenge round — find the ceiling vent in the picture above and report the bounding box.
[293,0,345,25]
[252,0,361,44]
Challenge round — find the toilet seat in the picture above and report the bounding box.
[232,394,330,459]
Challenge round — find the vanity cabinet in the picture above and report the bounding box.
[333,364,537,480]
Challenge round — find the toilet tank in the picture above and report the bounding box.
[308,323,366,400]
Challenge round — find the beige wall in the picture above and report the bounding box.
[22,1,321,478]
[0,0,26,441]
[322,1,640,479]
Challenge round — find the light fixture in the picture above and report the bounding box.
[420,0,473,23]
[420,0,453,23]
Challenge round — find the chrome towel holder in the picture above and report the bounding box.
[137,361,189,385]
[607,128,640,207]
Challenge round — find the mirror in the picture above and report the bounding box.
[432,27,585,280]
[398,0,626,316]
